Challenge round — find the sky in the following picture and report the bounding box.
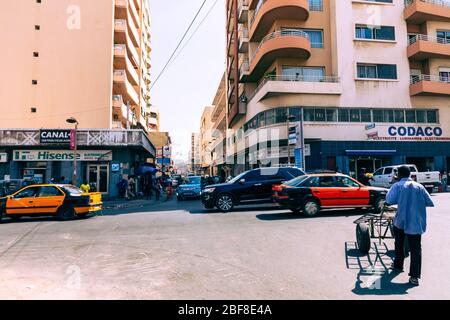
[148,0,226,162]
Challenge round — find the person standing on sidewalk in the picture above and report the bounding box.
[385,165,434,287]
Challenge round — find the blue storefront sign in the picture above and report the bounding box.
[388,126,443,137]
[156,158,171,165]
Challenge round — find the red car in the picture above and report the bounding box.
[272,173,388,217]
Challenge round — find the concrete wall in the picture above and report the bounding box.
[0,0,115,129]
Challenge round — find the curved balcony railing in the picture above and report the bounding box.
[251,29,309,62]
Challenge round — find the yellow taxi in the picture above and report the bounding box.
[0,184,102,222]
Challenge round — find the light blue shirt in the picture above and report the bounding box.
[386,178,434,235]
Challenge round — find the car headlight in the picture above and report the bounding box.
[203,187,215,193]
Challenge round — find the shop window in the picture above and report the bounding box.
[373,110,384,123]
[276,108,287,123]
[288,108,302,122]
[384,110,394,122]
[266,109,276,125]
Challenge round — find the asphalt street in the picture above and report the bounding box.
[0,194,449,299]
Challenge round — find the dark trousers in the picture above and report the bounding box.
[393,226,422,279]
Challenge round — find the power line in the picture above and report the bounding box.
[168,0,220,67]
[150,0,209,91]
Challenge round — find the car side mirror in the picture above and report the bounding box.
[239,179,246,184]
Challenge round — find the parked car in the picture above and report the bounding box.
[201,167,305,212]
[369,164,440,193]
[272,173,388,217]
[0,184,102,222]
[0,178,37,197]
[177,176,205,200]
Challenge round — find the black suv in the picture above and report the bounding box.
[201,167,305,212]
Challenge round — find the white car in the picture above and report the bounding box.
[369,164,440,193]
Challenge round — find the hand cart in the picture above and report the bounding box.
[353,205,397,254]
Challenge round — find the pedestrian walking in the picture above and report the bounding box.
[385,165,434,287]
[117,176,128,199]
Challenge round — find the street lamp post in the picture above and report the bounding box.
[66,117,79,186]
[286,110,296,166]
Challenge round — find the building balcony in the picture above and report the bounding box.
[247,75,342,102]
[148,116,158,126]
[115,0,128,19]
[238,27,249,53]
[113,70,139,106]
[113,44,139,85]
[410,74,450,96]
[238,0,249,23]
[129,0,141,30]
[408,34,450,60]
[112,95,133,124]
[404,0,450,24]
[244,30,311,82]
[249,0,309,42]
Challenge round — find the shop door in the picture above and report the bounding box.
[87,165,109,194]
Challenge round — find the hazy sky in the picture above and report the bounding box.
[149,0,226,161]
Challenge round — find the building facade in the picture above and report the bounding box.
[199,107,215,175]
[0,0,152,130]
[190,133,202,175]
[225,0,450,176]
[0,0,155,197]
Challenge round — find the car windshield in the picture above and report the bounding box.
[284,175,310,187]
[185,177,201,185]
[228,172,247,184]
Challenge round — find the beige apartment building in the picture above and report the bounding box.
[0,0,152,131]
[225,0,450,176]
[0,0,155,197]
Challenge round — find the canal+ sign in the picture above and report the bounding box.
[388,126,443,137]
[40,129,71,144]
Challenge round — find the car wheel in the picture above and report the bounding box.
[216,194,234,213]
[373,197,386,213]
[57,205,76,221]
[302,199,320,217]
[356,223,371,254]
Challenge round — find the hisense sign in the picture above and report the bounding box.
[13,150,112,162]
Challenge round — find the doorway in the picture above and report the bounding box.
[349,157,387,177]
[87,164,109,194]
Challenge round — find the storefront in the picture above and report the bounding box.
[0,129,156,198]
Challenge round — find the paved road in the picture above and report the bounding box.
[0,194,449,299]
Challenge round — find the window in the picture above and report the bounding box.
[31,107,37,113]
[319,176,336,188]
[15,187,39,199]
[38,186,63,197]
[384,168,393,175]
[357,63,397,80]
[350,109,361,122]
[355,25,395,41]
[35,25,40,30]
[361,109,372,122]
[373,110,384,122]
[282,66,325,81]
[315,109,326,122]
[335,177,360,188]
[394,110,405,123]
[416,110,426,123]
[304,109,315,121]
[405,110,416,123]
[427,110,437,124]
[436,30,450,43]
[373,168,383,176]
[384,110,394,122]
[244,170,261,182]
[326,109,337,122]
[32,80,38,85]
[338,109,349,122]
[33,52,39,57]
[302,30,324,48]
[308,0,323,11]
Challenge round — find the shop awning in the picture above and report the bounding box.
[345,150,397,156]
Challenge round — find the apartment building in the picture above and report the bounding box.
[0,0,155,197]
[210,73,228,176]
[190,133,202,175]
[0,0,151,130]
[199,107,215,175]
[148,106,161,132]
[226,0,450,176]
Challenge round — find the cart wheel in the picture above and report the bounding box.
[356,223,371,253]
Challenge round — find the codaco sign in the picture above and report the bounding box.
[388,126,443,137]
